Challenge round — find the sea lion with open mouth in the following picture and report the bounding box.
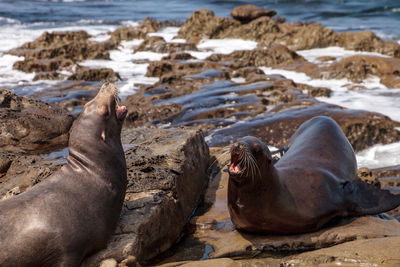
[0,83,128,266]
[228,116,400,234]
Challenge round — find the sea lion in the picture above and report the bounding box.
[228,116,400,234]
[0,83,128,266]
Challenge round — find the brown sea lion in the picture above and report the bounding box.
[0,83,128,266]
[228,116,400,234]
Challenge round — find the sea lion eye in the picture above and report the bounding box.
[252,144,260,153]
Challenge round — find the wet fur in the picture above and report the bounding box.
[228,116,400,234]
[0,83,127,266]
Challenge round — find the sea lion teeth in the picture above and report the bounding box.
[228,116,400,234]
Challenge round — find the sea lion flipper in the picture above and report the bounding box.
[346,179,400,216]
[271,145,289,163]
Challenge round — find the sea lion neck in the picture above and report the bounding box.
[66,83,126,176]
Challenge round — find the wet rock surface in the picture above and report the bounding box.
[82,127,210,266]
[230,4,277,24]
[68,66,121,82]
[136,36,197,54]
[0,89,73,153]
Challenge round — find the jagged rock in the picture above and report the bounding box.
[339,31,400,57]
[358,167,380,187]
[310,55,400,88]
[177,9,239,40]
[82,127,209,265]
[135,36,197,54]
[0,89,73,153]
[206,45,305,68]
[231,4,276,23]
[162,52,195,61]
[9,30,112,62]
[146,60,222,78]
[68,66,121,82]
[110,17,163,43]
[12,57,74,73]
[0,154,64,199]
[7,30,118,81]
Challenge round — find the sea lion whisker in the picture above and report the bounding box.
[209,149,231,172]
[248,153,262,180]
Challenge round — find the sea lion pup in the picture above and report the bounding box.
[228,116,400,234]
[0,83,128,266]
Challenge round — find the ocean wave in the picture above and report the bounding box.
[0,16,21,25]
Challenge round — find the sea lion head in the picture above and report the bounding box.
[228,136,273,183]
[69,83,127,152]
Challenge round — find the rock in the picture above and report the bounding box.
[33,71,64,81]
[307,86,332,97]
[286,236,400,266]
[339,31,400,57]
[146,60,222,78]
[162,52,195,61]
[208,102,400,152]
[260,22,340,51]
[0,153,64,199]
[317,56,336,62]
[110,17,163,43]
[177,9,239,40]
[358,167,380,187]
[231,4,277,23]
[370,165,400,219]
[135,36,197,54]
[206,45,305,68]
[0,89,74,153]
[68,65,121,82]
[29,80,101,113]
[12,57,74,73]
[9,30,111,62]
[311,55,400,87]
[82,127,209,265]
[8,30,118,81]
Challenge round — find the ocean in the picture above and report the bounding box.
[1,0,400,168]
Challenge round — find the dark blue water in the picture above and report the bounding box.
[1,0,400,40]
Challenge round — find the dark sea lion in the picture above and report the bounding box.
[0,83,128,266]
[228,116,400,234]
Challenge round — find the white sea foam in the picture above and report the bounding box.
[79,39,159,98]
[89,33,111,42]
[0,54,35,87]
[297,47,389,65]
[260,67,400,122]
[231,77,246,83]
[357,142,400,168]
[197,39,258,54]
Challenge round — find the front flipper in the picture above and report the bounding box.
[271,145,289,163]
[343,180,400,216]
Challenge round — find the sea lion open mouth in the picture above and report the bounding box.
[116,105,127,121]
[229,149,247,176]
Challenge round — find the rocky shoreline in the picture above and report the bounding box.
[1,4,400,266]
